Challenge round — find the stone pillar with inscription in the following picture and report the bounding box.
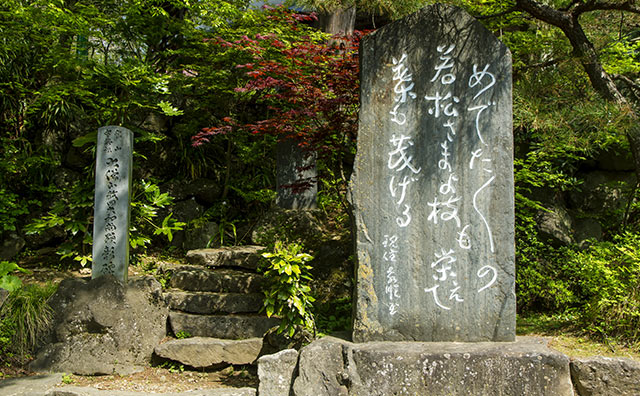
[92,126,133,282]
[351,4,515,342]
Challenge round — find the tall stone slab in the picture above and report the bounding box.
[92,126,133,282]
[276,139,317,209]
[351,4,514,342]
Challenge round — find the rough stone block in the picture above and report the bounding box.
[164,291,263,314]
[186,246,265,270]
[169,312,279,339]
[154,337,263,368]
[570,356,640,396]
[30,276,168,375]
[162,265,264,293]
[293,336,574,396]
[257,349,299,396]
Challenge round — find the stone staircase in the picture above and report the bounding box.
[155,246,279,369]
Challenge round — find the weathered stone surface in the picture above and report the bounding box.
[276,139,317,210]
[30,276,168,375]
[258,349,299,396]
[574,218,602,245]
[154,337,263,368]
[293,337,351,396]
[570,356,640,396]
[0,232,26,260]
[184,221,219,251]
[169,312,279,339]
[251,207,325,250]
[186,246,265,270]
[261,327,314,356]
[568,171,635,213]
[293,336,573,396]
[351,4,515,342]
[46,387,257,396]
[164,291,263,314]
[0,373,62,396]
[92,126,133,282]
[535,205,574,246]
[162,265,263,293]
[186,178,222,205]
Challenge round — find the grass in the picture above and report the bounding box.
[517,313,640,361]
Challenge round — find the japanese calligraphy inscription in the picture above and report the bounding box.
[351,4,515,342]
[92,126,133,282]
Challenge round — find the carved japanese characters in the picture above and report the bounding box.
[351,4,515,342]
[92,126,133,282]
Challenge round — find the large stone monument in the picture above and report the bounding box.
[92,126,133,282]
[351,4,515,342]
[276,139,317,209]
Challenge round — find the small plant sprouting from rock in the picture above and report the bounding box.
[260,241,316,338]
[175,330,191,339]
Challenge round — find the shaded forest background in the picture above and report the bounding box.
[2,0,640,363]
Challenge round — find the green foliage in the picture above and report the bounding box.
[175,330,192,339]
[25,178,184,265]
[0,283,57,361]
[315,296,351,336]
[61,373,74,385]
[0,261,30,293]
[563,233,640,343]
[260,241,316,338]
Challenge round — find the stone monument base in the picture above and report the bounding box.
[286,336,573,396]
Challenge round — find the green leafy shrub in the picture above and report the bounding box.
[315,296,351,336]
[563,232,640,343]
[25,178,184,265]
[0,261,30,293]
[0,283,57,361]
[260,241,316,338]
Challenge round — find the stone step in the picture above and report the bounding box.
[169,312,280,340]
[154,337,263,368]
[164,291,263,314]
[186,246,265,270]
[162,265,263,293]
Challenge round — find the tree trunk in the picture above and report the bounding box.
[315,6,357,35]
[516,0,640,182]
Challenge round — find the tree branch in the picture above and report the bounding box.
[571,0,640,16]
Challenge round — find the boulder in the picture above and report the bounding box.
[0,232,26,260]
[292,336,574,396]
[535,205,574,246]
[154,337,263,368]
[30,276,168,375]
[183,221,219,251]
[574,217,603,245]
[258,349,299,396]
[570,356,640,396]
[568,171,635,213]
[251,207,325,251]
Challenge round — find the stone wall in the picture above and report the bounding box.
[258,336,640,396]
